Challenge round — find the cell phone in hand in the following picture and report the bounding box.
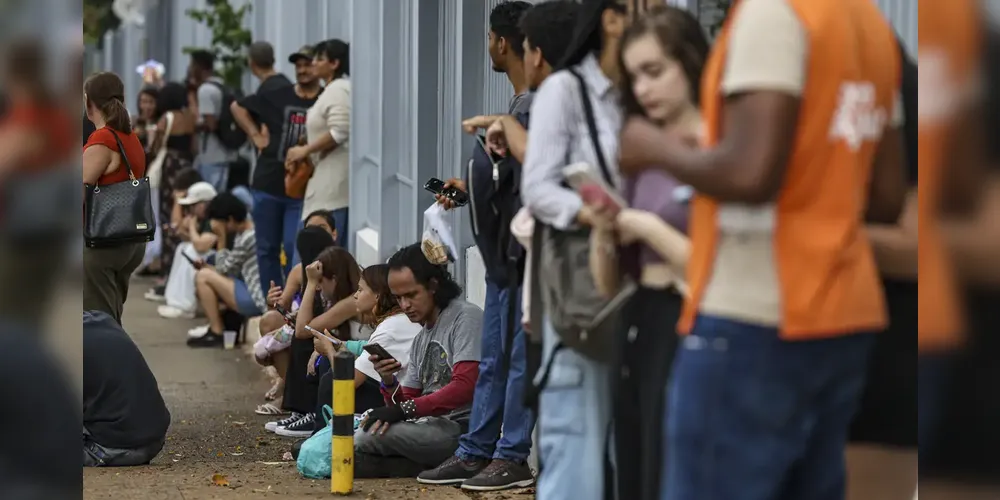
[180,252,203,269]
[273,304,295,325]
[304,324,341,345]
[562,162,627,212]
[363,343,396,363]
[424,177,469,207]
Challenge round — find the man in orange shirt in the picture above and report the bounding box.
[620,0,905,498]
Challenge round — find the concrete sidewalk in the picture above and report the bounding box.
[83,277,520,499]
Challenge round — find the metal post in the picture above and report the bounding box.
[330,350,355,494]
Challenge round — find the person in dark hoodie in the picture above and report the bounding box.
[84,310,171,466]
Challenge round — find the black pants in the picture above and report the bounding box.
[614,287,682,500]
[314,370,385,432]
[282,337,321,414]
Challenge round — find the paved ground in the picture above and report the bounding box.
[82,277,530,500]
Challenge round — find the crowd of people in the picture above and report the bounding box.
[78,0,1000,499]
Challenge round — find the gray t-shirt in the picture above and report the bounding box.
[401,300,483,419]
[197,77,235,165]
[509,92,533,116]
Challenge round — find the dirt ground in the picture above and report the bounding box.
[82,278,529,500]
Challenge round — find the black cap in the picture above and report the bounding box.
[288,45,314,64]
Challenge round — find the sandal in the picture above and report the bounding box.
[255,403,288,416]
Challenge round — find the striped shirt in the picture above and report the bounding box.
[215,229,266,311]
[521,53,624,230]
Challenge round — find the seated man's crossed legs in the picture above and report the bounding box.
[353,417,463,478]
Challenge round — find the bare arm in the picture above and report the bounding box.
[230,101,264,140]
[279,265,303,310]
[0,127,44,175]
[589,228,620,298]
[82,145,113,185]
[617,209,691,267]
[295,293,358,340]
[944,177,1000,284]
[866,190,917,280]
[866,124,908,224]
[496,116,527,163]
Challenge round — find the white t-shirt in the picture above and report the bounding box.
[350,320,373,341]
[354,314,422,381]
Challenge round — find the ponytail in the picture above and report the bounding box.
[102,97,133,134]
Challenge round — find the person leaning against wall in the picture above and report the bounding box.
[82,72,149,324]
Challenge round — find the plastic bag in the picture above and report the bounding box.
[421,203,459,265]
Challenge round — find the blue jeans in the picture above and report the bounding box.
[251,190,303,290]
[456,281,534,462]
[198,162,229,193]
[536,317,613,500]
[330,207,348,248]
[663,315,875,500]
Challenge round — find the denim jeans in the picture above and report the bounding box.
[663,315,875,500]
[330,207,349,248]
[198,162,229,193]
[251,190,303,289]
[536,317,613,500]
[455,280,534,463]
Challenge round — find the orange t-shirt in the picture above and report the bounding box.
[680,0,900,340]
[916,0,982,350]
[83,127,147,186]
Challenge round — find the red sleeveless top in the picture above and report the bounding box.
[83,127,146,185]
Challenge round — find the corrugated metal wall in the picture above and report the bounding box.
[92,0,918,302]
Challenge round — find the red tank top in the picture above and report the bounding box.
[83,127,147,185]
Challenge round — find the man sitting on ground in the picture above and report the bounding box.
[158,181,219,319]
[353,243,483,478]
[84,310,171,466]
[187,193,267,347]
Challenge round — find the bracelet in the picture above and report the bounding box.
[400,399,418,418]
[380,377,397,392]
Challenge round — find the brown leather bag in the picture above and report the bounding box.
[284,136,314,199]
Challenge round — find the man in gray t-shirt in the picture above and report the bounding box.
[353,244,484,478]
[189,50,236,192]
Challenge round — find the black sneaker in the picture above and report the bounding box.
[186,331,223,348]
[275,412,316,437]
[460,459,535,491]
[416,455,488,485]
[265,412,303,433]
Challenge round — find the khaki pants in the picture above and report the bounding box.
[83,243,145,325]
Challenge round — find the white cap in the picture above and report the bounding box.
[177,182,218,205]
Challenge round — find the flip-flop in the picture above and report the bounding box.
[255,403,288,416]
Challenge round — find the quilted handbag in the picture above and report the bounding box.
[83,130,155,248]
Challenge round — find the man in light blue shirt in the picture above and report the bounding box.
[189,50,237,192]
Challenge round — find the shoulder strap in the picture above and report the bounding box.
[158,111,175,154]
[567,68,614,187]
[108,130,137,182]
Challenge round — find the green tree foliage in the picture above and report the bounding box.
[83,0,121,47]
[183,0,252,88]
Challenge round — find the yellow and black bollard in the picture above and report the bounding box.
[331,350,355,494]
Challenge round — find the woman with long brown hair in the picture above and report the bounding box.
[584,6,707,499]
[82,72,148,324]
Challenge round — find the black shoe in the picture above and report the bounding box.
[355,452,428,479]
[275,412,316,437]
[186,331,224,347]
[460,459,536,491]
[416,455,488,485]
[291,439,305,461]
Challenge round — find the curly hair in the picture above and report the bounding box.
[361,264,402,323]
[387,243,463,310]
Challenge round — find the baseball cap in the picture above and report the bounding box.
[177,182,218,205]
[288,45,314,64]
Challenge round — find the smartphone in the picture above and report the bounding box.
[273,304,296,326]
[562,163,627,210]
[180,252,203,269]
[424,177,469,207]
[304,324,341,345]
[363,343,396,363]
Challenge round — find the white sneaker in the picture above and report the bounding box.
[159,305,195,320]
[187,324,210,338]
[265,412,303,433]
[144,288,165,302]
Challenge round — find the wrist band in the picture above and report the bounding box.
[380,377,397,392]
[400,399,417,418]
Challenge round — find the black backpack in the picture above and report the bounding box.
[206,81,247,150]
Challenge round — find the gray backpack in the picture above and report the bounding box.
[529,69,636,363]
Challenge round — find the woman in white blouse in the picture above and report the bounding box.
[285,39,352,247]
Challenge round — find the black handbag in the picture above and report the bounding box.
[83,130,155,248]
